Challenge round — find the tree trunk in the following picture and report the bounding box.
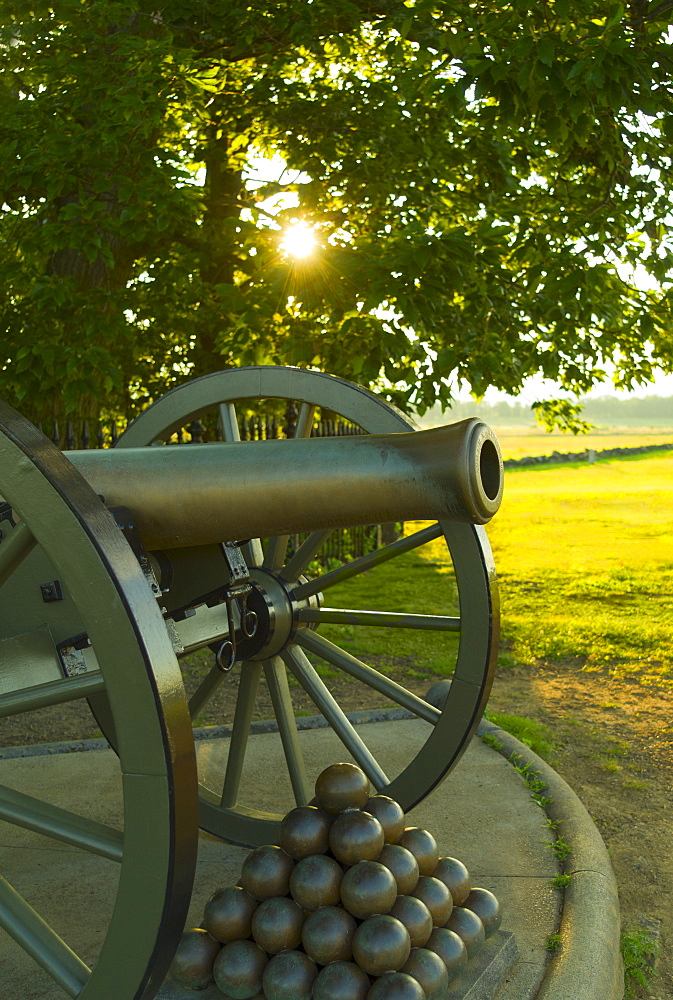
[196,97,246,374]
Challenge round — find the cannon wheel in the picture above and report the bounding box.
[0,402,198,999]
[118,367,499,847]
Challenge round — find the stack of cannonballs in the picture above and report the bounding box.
[170,763,501,1000]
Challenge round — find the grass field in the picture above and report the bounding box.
[316,447,673,690]
[487,449,673,686]
[315,527,460,678]
[492,426,673,461]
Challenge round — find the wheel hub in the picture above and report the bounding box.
[234,567,322,661]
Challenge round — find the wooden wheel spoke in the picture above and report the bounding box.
[282,646,389,790]
[0,521,37,590]
[243,538,264,568]
[217,403,264,565]
[297,608,461,631]
[0,784,123,861]
[188,662,225,721]
[0,874,90,998]
[282,529,333,583]
[297,631,440,725]
[262,404,316,572]
[0,672,105,720]
[292,522,444,600]
[294,403,316,439]
[264,534,290,572]
[219,402,241,442]
[220,662,262,808]
[263,657,311,806]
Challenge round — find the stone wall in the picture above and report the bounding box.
[503,441,673,468]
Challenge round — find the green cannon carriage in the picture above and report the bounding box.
[0,366,503,999]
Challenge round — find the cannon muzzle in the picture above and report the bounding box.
[66,418,502,550]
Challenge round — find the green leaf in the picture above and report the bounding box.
[567,60,588,82]
[605,4,625,30]
[538,37,555,67]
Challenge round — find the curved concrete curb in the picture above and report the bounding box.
[478,720,624,1000]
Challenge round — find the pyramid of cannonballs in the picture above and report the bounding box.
[170,762,502,999]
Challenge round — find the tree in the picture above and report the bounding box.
[1,1,672,428]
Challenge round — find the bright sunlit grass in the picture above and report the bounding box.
[183,450,673,699]
[280,222,317,259]
[320,452,673,688]
[486,451,673,685]
[319,533,459,675]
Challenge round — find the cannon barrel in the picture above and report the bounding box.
[66,417,503,551]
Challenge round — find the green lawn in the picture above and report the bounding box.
[316,450,673,690]
[481,450,673,686]
[314,524,460,678]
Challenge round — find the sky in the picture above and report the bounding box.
[460,370,673,405]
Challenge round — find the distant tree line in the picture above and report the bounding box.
[421,395,673,429]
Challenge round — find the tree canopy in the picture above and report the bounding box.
[1,1,672,427]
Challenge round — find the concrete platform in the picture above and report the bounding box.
[0,716,622,999]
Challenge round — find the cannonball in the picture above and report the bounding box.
[366,971,425,1000]
[302,905,357,964]
[169,928,220,989]
[410,875,453,926]
[432,856,471,906]
[240,844,295,900]
[377,844,419,895]
[464,887,502,938]
[289,853,343,910]
[340,860,398,919]
[251,896,304,954]
[329,809,385,865]
[315,763,370,815]
[262,949,318,1000]
[445,906,486,958]
[203,885,258,942]
[398,828,439,876]
[313,960,370,1000]
[402,947,450,1000]
[280,805,333,858]
[388,895,433,948]
[364,795,405,844]
[425,926,468,981]
[213,939,268,999]
[352,914,411,975]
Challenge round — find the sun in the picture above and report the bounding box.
[280,222,317,259]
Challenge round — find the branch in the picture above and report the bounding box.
[10,71,37,99]
[586,169,618,217]
[627,0,673,25]
[248,180,303,202]
[174,1,403,63]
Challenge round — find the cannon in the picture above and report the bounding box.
[0,366,502,999]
